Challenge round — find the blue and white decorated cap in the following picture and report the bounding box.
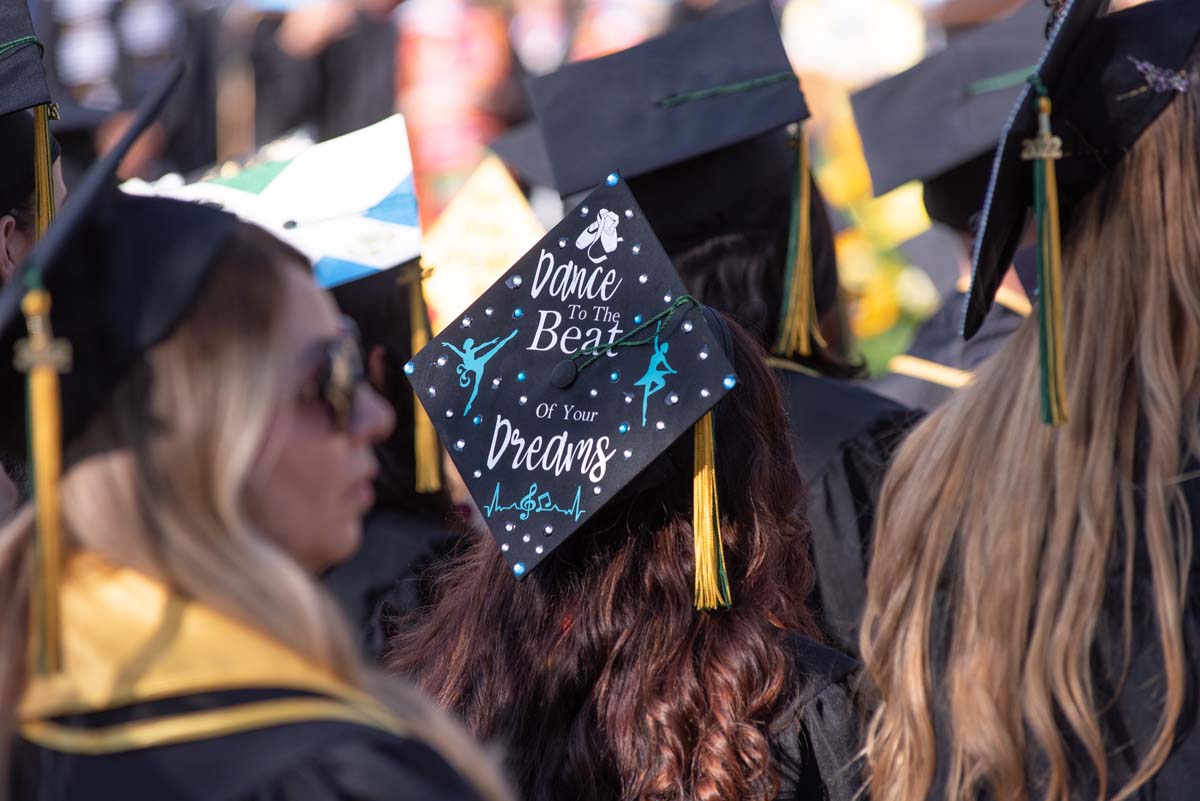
[123,115,422,290]
[407,174,738,579]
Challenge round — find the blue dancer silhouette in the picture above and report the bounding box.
[442,329,519,414]
[633,325,677,427]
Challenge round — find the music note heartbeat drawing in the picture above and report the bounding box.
[483,482,586,522]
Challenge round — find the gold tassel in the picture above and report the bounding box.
[18,290,71,675]
[409,269,441,493]
[771,130,826,359]
[693,412,731,611]
[1022,88,1068,425]
[23,103,67,675]
[33,104,56,236]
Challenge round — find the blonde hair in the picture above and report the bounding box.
[0,223,511,801]
[861,70,1200,801]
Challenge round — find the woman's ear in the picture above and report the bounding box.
[367,343,389,395]
[0,215,19,285]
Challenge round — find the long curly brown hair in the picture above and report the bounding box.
[389,316,821,801]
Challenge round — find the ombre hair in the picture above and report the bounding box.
[0,223,511,801]
[861,57,1200,801]
[390,317,822,801]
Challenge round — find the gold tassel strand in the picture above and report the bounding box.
[693,412,731,611]
[409,266,442,493]
[1022,83,1068,425]
[771,129,826,359]
[33,104,57,235]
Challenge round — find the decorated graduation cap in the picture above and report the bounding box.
[520,1,830,359]
[127,115,441,492]
[852,1,1048,232]
[0,63,230,675]
[408,174,739,610]
[966,0,1200,425]
[0,1,57,233]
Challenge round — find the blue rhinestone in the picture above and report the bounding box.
[517,371,527,382]
[618,423,630,434]
[513,308,524,319]
[723,374,738,390]
[610,371,620,383]
[606,173,619,186]
[633,314,643,324]
[403,361,415,375]
[473,415,483,426]
[513,562,527,577]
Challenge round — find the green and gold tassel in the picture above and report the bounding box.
[409,267,441,493]
[693,412,731,611]
[23,102,68,675]
[409,265,442,493]
[1022,80,1068,425]
[772,129,826,359]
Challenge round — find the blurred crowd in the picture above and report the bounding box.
[28,0,1039,371]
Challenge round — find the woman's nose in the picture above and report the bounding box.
[352,383,396,445]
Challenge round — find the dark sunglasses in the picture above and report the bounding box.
[296,319,366,432]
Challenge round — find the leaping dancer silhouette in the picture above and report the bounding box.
[442,329,519,414]
[633,324,677,427]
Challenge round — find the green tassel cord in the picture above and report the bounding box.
[1023,78,1068,425]
[772,129,825,359]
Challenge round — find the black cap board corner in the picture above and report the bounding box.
[964,0,1200,339]
[0,1,51,117]
[406,174,737,579]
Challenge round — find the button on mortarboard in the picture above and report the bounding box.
[408,177,736,578]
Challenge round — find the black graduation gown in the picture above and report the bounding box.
[773,635,865,801]
[11,693,485,801]
[869,289,1025,413]
[926,461,1200,800]
[11,553,486,801]
[775,366,922,654]
[323,509,456,662]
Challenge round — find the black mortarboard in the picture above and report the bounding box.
[528,2,805,198]
[852,1,1048,231]
[0,1,51,116]
[408,175,738,607]
[964,0,1200,423]
[523,2,830,359]
[0,64,226,675]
